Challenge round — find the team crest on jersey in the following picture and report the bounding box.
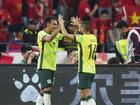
[47,79,52,84]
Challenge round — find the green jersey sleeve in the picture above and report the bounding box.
[56,33,64,41]
[75,35,83,43]
[38,30,48,42]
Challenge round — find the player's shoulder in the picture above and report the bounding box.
[85,34,97,42]
[91,34,97,39]
[38,30,50,37]
[84,34,96,38]
[57,32,63,36]
[38,30,45,34]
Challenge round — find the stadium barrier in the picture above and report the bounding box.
[0,64,140,105]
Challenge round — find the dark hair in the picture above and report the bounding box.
[28,20,38,25]
[65,20,74,27]
[101,9,109,15]
[108,57,120,64]
[67,48,77,54]
[65,20,76,34]
[82,21,92,33]
[21,45,32,54]
[82,15,91,21]
[45,16,58,24]
[116,20,128,29]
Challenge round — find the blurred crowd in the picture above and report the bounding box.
[0,0,140,64]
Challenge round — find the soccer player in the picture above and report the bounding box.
[36,16,64,105]
[59,15,97,105]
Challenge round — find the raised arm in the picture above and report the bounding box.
[43,26,60,42]
[58,15,75,40]
[71,17,82,33]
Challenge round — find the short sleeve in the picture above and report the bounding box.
[38,31,47,42]
[56,33,64,41]
[76,35,83,43]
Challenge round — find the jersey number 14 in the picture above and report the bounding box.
[88,44,96,60]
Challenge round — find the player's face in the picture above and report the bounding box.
[48,19,58,32]
[67,25,77,34]
[119,27,128,35]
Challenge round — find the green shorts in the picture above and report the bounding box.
[78,73,95,89]
[38,69,55,88]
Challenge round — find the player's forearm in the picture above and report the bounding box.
[27,58,32,64]
[64,33,75,40]
[61,24,74,40]
[43,28,60,42]
[51,27,60,39]
[59,21,68,35]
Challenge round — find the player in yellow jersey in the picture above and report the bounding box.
[59,15,97,105]
[36,16,64,105]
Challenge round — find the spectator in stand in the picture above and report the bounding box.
[0,23,9,42]
[35,0,53,24]
[26,0,36,21]
[22,20,39,44]
[121,0,136,22]
[77,0,99,20]
[20,44,38,64]
[0,0,11,25]
[22,0,39,24]
[78,0,90,19]
[92,9,115,52]
[59,0,73,19]
[107,57,120,64]
[114,0,125,22]
[22,0,28,26]
[3,0,23,32]
[113,0,124,40]
[0,0,11,42]
[122,0,136,6]
[70,0,79,17]
[97,0,113,19]
[116,20,140,63]
[52,0,59,15]
[88,0,99,18]
[67,49,78,64]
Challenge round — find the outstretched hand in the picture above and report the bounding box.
[70,17,81,28]
[58,15,68,35]
[58,15,65,24]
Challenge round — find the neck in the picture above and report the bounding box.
[44,28,51,33]
[84,31,90,34]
